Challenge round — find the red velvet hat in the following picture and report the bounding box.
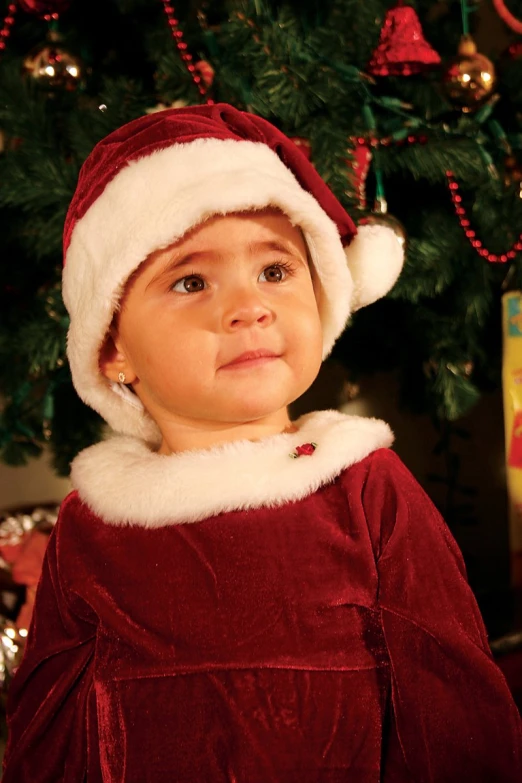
[62,103,404,442]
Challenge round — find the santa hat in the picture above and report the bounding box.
[62,103,404,443]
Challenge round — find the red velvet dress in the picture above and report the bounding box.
[2,412,521,782]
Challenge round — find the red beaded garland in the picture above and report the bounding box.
[446,171,521,262]
[0,4,17,53]
[350,137,520,263]
[161,0,213,104]
[353,133,427,148]
[18,1,69,15]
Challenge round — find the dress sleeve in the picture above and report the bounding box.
[360,448,522,783]
[2,504,97,783]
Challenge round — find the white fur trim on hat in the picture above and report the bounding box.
[345,223,404,310]
[63,138,403,441]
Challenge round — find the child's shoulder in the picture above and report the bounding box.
[55,488,110,539]
[338,434,435,521]
[340,439,416,488]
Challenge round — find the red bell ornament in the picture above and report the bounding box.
[18,1,70,17]
[367,3,441,77]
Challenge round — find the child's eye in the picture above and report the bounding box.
[172,275,206,293]
[258,263,291,283]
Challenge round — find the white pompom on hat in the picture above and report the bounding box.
[62,103,404,442]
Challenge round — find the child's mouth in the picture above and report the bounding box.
[220,350,281,369]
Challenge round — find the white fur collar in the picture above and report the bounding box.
[70,410,393,528]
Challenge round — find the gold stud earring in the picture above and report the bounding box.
[118,372,126,384]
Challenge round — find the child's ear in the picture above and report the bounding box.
[99,329,137,384]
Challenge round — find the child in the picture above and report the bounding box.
[3,104,521,782]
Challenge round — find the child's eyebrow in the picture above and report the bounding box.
[148,240,305,288]
[146,251,215,290]
[246,240,299,257]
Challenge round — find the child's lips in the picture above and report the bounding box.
[220,350,281,369]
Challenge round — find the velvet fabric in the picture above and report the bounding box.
[62,103,357,256]
[3,448,522,781]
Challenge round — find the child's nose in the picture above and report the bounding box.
[222,288,274,330]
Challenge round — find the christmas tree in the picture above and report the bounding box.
[1,0,522,479]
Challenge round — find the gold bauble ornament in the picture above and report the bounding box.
[504,155,522,187]
[145,99,189,115]
[359,197,408,252]
[442,35,496,113]
[340,381,361,404]
[22,32,83,92]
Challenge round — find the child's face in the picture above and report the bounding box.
[102,210,323,444]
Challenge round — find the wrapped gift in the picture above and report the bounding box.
[502,291,522,586]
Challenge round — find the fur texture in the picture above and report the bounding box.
[62,138,403,442]
[70,410,394,528]
[345,223,404,309]
[63,139,350,441]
